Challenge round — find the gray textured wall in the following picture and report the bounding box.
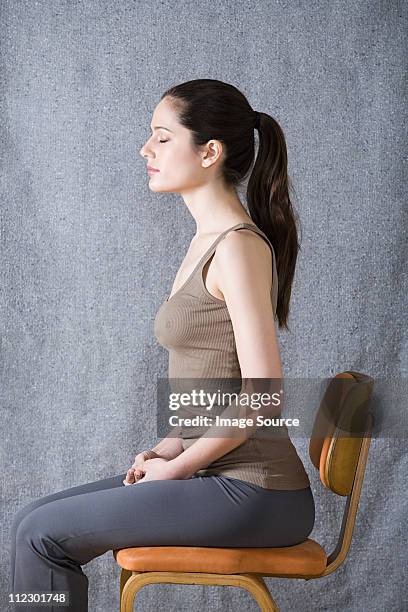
[1,1,407,611]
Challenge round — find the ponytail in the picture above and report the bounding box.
[247,112,301,330]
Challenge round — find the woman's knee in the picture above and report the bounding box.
[15,504,60,556]
[11,498,45,537]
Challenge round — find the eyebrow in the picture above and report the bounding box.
[150,125,174,133]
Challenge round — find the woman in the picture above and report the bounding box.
[11,79,314,611]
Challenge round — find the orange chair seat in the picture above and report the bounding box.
[114,538,327,577]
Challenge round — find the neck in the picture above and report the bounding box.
[179,179,254,237]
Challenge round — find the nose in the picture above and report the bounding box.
[139,143,153,160]
[139,134,155,159]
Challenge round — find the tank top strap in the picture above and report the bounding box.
[190,223,247,280]
[197,222,279,317]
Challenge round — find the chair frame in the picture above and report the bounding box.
[115,411,373,611]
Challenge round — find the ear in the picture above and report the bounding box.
[201,139,224,168]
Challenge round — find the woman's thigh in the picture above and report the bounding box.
[16,475,315,566]
[17,474,240,567]
[11,472,126,536]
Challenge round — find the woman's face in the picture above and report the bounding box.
[139,97,212,193]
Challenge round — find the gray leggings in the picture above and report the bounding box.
[10,472,315,611]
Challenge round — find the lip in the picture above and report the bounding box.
[147,166,160,173]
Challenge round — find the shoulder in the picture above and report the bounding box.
[213,228,273,294]
[215,228,272,270]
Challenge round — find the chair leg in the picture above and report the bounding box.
[247,575,280,611]
[119,569,132,612]
[120,570,279,612]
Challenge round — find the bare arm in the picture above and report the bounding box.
[170,230,283,479]
[150,425,184,460]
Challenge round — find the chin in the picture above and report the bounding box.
[149,183,178,194]
[149,185,169,193]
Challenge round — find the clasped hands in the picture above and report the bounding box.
[123,450,187,486]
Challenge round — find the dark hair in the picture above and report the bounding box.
[160,78,301,330]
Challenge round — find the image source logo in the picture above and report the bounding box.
[155,376,403,441]
[157,377,302,440]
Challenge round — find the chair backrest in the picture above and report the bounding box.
[309,371,375,576]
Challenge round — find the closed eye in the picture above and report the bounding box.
[159,140,169,143]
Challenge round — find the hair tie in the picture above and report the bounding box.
[253,111,261,130]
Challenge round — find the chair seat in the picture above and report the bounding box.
[113,538,327,577]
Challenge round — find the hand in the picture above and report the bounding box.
[123,450,161,486]
[129,457,186,484]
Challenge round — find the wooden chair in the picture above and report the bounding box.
[113,370,374,611]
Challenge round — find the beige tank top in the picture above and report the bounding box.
[154,222,310,490]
